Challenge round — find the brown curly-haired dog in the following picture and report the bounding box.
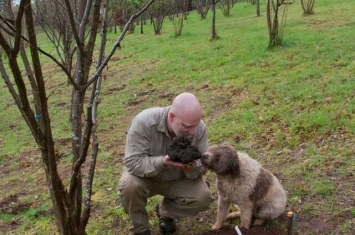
[201,144,287,230]
[168,136,202,164]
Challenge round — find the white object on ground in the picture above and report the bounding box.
[235,225,243,235]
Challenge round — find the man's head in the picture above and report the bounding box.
[167,93,202,137]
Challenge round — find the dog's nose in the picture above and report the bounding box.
[202,153,208,159]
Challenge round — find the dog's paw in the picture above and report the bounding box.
[240,222,250,229]
[226,211,240,220]
[211,222,223,230]
[253,218,266,226]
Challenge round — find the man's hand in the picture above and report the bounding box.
[162,155,195,170]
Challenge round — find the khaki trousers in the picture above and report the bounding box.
[118,170,213,234]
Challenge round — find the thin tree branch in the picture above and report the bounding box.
[0,15,76,87]
[64,0,85,55]
[12,0,27,55]
[85,0,156,89]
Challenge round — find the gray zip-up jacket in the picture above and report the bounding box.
[123,106,208,181]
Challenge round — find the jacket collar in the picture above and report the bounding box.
[157,106,171,137]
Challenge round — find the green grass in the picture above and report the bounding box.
[1,0,355,234]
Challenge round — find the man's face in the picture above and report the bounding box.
[170,113,200,137]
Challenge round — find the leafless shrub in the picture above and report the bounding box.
[149,0,167,34]
[195,0,211,19]
[266,0,291,48]
[301,0,316,15]
[220,0,233,17]
[169,0,189,36]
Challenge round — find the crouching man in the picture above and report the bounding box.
[118,93,213,235]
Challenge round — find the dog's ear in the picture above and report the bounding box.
[215,147,240,177]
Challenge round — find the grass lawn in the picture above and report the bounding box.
[1,0,355,234]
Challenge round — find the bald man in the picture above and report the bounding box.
[118,93,213,235]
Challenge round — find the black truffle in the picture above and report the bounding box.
[168,136,202,164]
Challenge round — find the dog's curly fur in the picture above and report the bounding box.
[168,136,202,164]
[201,144,287,230]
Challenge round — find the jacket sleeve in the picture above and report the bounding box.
[123,118,166,177]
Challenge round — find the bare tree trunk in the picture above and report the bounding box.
[256,0,260,16]
[0,0,156,234]
[140,14,144,34]
[211,0,220,40]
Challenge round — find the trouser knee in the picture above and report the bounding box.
[118,173,149,213]
[194,189,213,211]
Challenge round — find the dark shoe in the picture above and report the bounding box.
[155,203,176,235]
[134,230,151,235]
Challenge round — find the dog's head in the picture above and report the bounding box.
[202,144,240,177]
[168,136,202,164]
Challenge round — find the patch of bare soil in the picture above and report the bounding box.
[0,194,32,214]
[201,226,284,235]
[0,194,31,234]
[196,213,288,235]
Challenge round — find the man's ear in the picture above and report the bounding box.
[168,111,175,121]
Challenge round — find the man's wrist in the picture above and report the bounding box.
[162,155,169,167]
